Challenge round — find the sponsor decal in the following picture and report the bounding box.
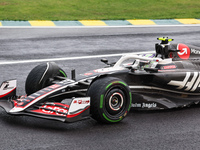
[73,99,90,104]
[168,72,200,91]
[142,103,157,108]
[41,105,68,116]
[94,67,123,73]
[132,103,157,108]
[32,103,69,116]
[191,48,200,55]
[162,65,176,70]
[49,84,61,89]
[68,97,90,118]
[132,103,141,108]
[94,68,109,73]
[84,72,93,76]
[177,44,190,59]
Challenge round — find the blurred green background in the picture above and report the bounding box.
[0,0,199,20]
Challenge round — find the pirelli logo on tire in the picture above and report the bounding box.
[168,72,200,92]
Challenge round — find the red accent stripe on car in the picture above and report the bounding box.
[0,88,16,98]
[67,106,90,118]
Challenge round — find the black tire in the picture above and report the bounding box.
[87,77,132,123]
[25,62,67,95]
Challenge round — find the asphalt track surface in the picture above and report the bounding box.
[0,26,200,150]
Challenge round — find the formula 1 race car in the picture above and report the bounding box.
[1,37,200,124]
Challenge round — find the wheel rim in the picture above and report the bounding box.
[109,92,124,111]
[105,88,126,115]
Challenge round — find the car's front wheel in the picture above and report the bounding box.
[87,77,132,123]
[25,62,67,95]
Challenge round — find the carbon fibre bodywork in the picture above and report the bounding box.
[1,38,200,123]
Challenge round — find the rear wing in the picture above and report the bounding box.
[0,80,17,99]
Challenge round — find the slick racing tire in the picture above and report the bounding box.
[87,77,132,123]
[25,62,67,95]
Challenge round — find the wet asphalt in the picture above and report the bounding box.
[0,26,200,150]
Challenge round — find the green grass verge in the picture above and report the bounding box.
[0,0,200,20]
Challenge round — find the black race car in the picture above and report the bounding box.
[1,37,200,124]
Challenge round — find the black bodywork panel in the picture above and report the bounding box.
[1,39,200,123]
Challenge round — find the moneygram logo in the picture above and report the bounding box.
[177,43,190,59]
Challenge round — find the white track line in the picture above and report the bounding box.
[0,51,154,65]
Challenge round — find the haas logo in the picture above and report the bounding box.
[168,72,200,92]
[177,44,190,59]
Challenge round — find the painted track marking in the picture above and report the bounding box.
[1,24,200,28]
[0,51,154,65]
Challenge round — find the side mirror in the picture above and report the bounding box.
[101,58,109,65]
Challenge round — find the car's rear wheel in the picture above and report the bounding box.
[25,62,67,95]
[87,77,132,123]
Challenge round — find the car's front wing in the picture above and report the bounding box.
[0,80,91,123]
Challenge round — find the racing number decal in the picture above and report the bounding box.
[168,72,200,92]
[177,44,190,59]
